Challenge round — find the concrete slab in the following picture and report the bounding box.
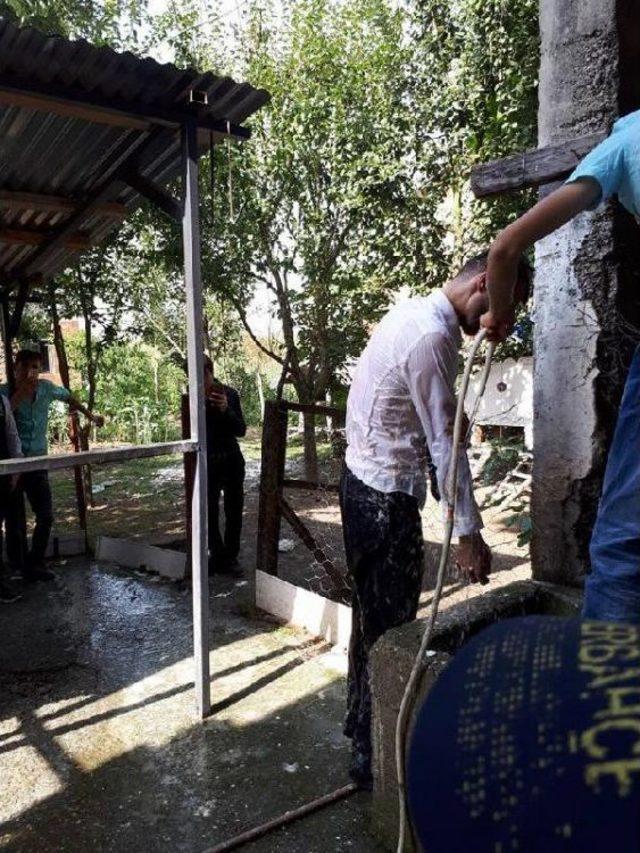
[0,558,383,852]
[96,535,186,580]
[256,569,352,649]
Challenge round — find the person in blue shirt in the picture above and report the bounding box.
[1,349,104,581]
[480,110,640,623]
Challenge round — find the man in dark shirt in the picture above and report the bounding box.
[203,356,247,575]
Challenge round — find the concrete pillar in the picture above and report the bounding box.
[532,0,640,585]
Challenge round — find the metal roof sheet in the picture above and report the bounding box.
[0,17,270,287]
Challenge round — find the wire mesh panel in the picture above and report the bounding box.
[260,403,351,604]
[257,401,532,612]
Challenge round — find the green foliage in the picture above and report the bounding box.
[0,0,148,45]
[17,0,540,438]
[62,331,185,444]
[410,0,539,275]
[480,436,522,486]
[505,511,533,548]
[192,0,419,402]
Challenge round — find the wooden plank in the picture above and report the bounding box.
[282,478,340,493]
[124,171,183,221]
[281,401,346,421]
[256,400,288,576]
[47,534,86,559]
[0,190,127,218]
[470,131,608,198]
[0,78,253,139]
[0,228,91,251]
[0,87,150,130]
[0,440,196,476]
[9,277,33,337]
[182,118,211,719]
[256,570,352,649]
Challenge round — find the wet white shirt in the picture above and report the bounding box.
[345,291,482,537]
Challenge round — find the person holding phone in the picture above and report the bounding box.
[202,355,247,575]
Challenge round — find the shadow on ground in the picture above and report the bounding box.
[0,560,383,853]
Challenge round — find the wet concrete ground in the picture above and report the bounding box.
[0,559,384,853]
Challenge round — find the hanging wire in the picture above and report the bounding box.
[209,131,216,225]
[226,121,235,222]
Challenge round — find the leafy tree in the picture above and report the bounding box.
[185,0,418,477]
[409,0,538,360]
[0,0,148,46]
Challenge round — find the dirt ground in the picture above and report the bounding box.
[47,433,530,607]
[0,559,386,853]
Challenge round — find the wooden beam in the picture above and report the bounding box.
[124,171,183,222]
[0,227,91,251]
[0,190,126,218]
[281,401,346,421]
[0,87,150,130]
[9,277,33,337]
[0,77,253,140]
[279,494,350,602]
[0,440,196,476]
[257,401,289,576]
[470,131,608,198]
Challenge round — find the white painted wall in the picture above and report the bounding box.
[465,356,533,443]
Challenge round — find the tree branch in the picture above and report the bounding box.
[228,294,285,365]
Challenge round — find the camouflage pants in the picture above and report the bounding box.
[339,466,425,760]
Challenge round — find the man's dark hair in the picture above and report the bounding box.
[181,354,213,375]
[15,349,43,367]
[457,250,533,303]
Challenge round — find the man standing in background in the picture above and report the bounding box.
[202,355,247,576]
[1,349,104,582]
[0,391,23,602]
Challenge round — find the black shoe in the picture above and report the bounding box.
[349,751,373,791]
[23,568,56,583]
[0,580,22,603]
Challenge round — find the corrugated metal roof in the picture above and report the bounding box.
[0,17,270,286]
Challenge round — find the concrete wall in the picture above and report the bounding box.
[532,0,640,585]
[370,582,582,850]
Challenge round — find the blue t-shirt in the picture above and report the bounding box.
[0,379,71,457]
[567,110,640,216]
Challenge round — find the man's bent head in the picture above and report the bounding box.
[447,251,532,336]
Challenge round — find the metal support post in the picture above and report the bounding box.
[182,119,211,718]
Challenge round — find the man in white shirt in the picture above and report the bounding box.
[340,251,532,787]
